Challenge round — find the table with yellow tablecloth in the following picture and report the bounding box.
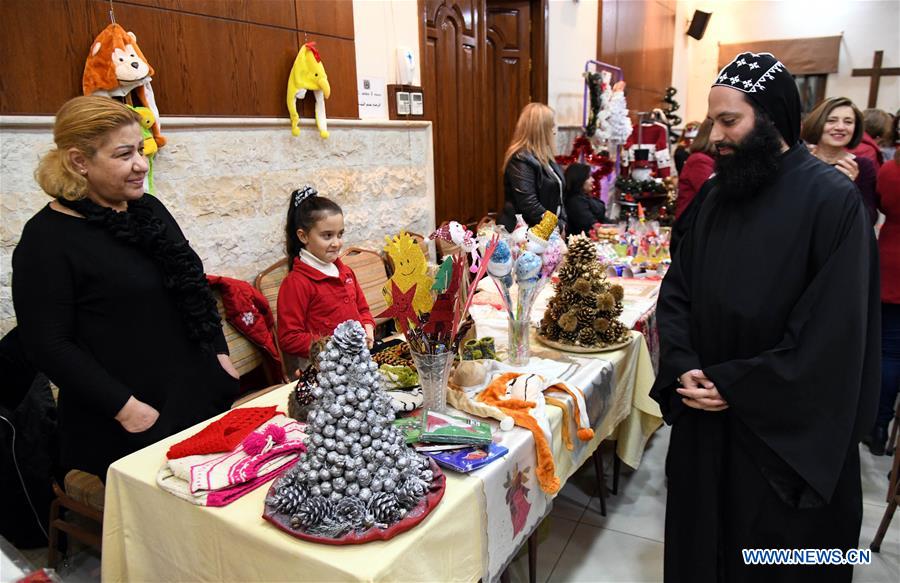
[101,332,660,582]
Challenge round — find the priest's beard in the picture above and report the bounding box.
[713,114,785,201]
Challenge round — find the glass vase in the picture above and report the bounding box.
[409,349,454,412]
[507,318,531,366]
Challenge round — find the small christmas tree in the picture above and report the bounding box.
[266,320,435,538]
[539,235,630,347]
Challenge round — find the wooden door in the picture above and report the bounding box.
[485,0,533,219]
[421,0,545,226]
[422,0,486,226]
[598,0,675,116]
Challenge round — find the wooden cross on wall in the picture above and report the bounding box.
[852,50,900,108]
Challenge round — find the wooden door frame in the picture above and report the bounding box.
[418,0,547,104]
[530,0,549,104]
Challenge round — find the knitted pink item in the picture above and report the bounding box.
[242,424,287,455]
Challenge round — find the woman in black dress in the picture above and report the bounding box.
[13,96,240,479]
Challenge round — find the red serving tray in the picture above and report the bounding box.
[262,459,445,545]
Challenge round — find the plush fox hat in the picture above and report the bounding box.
[83,23,166,147]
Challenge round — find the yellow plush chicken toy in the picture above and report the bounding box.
[287,42,331,138]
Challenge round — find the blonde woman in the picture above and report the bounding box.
[498,103,566,232]
[12,96,239,479]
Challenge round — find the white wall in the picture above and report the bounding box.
[548,0,600,127]
[679,0,900,123]
[353,0,421,109]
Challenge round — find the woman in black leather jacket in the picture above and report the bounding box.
[498,103,567,232]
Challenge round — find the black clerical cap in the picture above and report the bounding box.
[712,52,801,146]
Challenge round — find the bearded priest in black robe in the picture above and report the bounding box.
[651,52,880,583]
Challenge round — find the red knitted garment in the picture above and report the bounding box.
[166,406,279,459]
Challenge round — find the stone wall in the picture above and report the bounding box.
[0,118,435,335]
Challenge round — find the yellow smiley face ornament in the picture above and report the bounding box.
[383,232,434,314]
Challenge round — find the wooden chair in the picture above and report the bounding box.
[476,214,497,232]
[254,258,290,321]
[870,399,900,552]
[47,470,104,568]
[405,231,430,258]
[253,258,292,377]
[340,247,391,327]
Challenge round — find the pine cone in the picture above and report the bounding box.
[268,483,307,516]
[541,319,560,340]
[566,235,597,265]
[368,491,401,524]
[332,320,367,353]
[600,320,629,344]
[395,476,427,510]
[559,288,579,307]
[577,328,597,346]
[557,262,581,285]
[560,330,578,344]
[292,496,334,529]
[577,307,596,328]
[334,496,367,529]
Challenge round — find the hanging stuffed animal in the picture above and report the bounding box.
[287,42,331,138]
[83,24,165,147]
[129,106,157,193]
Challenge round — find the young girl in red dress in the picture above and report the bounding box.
[276,186,375,369]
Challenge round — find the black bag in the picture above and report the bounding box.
[0,328,58,549]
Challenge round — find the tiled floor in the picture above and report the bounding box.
[11,426,900,582]
[505,426,900,583]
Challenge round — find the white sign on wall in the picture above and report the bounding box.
[357,77,387,119]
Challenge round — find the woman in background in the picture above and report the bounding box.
[801,97,878,224]
[867,148,900,455]
[675,119,715,220]
[563,163,606,236]
[850,108,893,167]
[498,103,566,232]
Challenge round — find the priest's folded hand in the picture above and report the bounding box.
[676,369,728,411]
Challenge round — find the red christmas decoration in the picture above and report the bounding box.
[376,281,421,333]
